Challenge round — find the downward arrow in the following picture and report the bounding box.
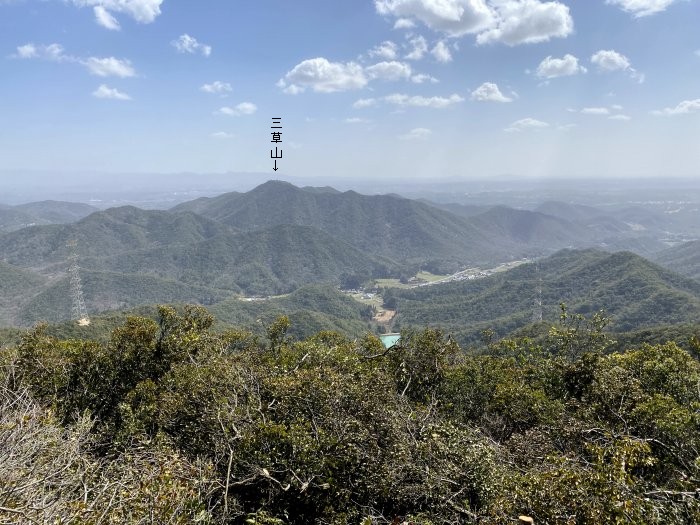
[273,160,278,171]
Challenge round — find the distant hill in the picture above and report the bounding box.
[79,224,399,295]
[0,206,232,268]
[15,269,231,326]
[0,200,98,232]
[14,200,99,224]
[388,249,700,344]
[173,181,612,271]
[5,285,374,343]
[173,180,493,270]
[653,240,700,281]
[0,205,399,325]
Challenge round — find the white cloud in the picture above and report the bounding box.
[471,82,512,102]
[345,117,370,124]
[71,0,163,27]
[171,34,212,57]
[83,57,135,77]
[405,35,429,60]
[652,98,700,116]
[477,1,573,46]
[611,104,623,110]
[536,54,586,78]
[591,49,643,82]
[353,98,378,108]
[431,40,453,62]
[505,117,549,132]
[13,43,68,61]
[606,0,680,17]
[393,17,416,29]
[385,93,464,108]
[92,84,131,100]
[280,58,367,93]
[369,40,398,60]
[399,127,432,140]
[211,131,235,139]
[201,81,232,95]
[591,49,631,72]
[411,73,439,83]
[608,114,631,120]
[581,107,610,115]
[94,6,120,30]
[217,102,257,116]
[376,0,495,37]
[695,50,700,57]
[365,61,412,81]
[93,6,121,30]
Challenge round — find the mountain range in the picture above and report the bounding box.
[0,180,697,330]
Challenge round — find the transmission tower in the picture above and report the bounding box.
[532,261,543,323]
[66,240,90,326]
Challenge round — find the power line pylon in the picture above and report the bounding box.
[66,240,90,326]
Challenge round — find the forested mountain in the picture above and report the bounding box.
[173,180,498,270]
[0,200,98,232]
[0,206,232,267]
[173,180,655,271]
[654,240,700,281]
[388,249,700,344]
[14,200,99,223]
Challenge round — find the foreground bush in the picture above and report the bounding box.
[2,306,699,523]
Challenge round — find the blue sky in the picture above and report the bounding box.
[1,0,699,180]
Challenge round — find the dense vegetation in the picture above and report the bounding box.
[1,305,699,523]
[654,240,700,281]
[389,249,700,345]
[2,182,698,327]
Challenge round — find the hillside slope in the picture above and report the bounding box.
[389,249,700,344]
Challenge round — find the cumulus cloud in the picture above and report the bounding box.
[581,107,610,115]
[505,117,549,132]
[591,49,643,82]
[609,114,631,120]
[217,102,257,116]
[92,84,131,100]
[606,0,680,17]
[345,117,371,124]
[13,43,68,61]
[591,49,631,71]
[405,35,429,60]
[536,54,586,78]
[171,34,212,57]
[353,98,378,108]
[394,17,416,29]
[399,127,432,140]
[83,56,135,77]
[94,6,120,30]
[365,61,412,81]
[369,40,399,60]
[431,40,453,62]
[376,0,495,37]
[477,0,573,46]
[471,82,512,102]
[201,81,232,95]
[411,73,439,83]
[280,58,367,93]
[385,92,464,108]
[71,0,163,28]
[652,98,700,116]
